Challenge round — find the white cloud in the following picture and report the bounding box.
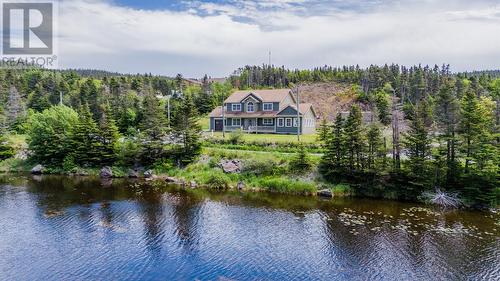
[57,0,500,77]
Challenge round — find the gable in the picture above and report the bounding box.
[277,106,298,116]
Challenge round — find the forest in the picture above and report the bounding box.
[0,64,498,207]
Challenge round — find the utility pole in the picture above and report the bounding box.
[222,94,226,139]
[295,85,301,142]
[167,94,171,128]
[59,91,63,105]
[268,50,271,66]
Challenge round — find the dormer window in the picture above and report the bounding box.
[232,104,241,111]
[247,102,255,112]
[263,103,273,111]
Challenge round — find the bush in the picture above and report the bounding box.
[206,173,231,189]
[228,129,244,144]
[116,138,141,167]
[0,136,15,161]
[242,158,285,176]
[256,177,317,195]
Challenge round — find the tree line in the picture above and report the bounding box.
[0,68,233,169]
[317,76,499,207]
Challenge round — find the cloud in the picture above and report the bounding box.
[57,0,500,77]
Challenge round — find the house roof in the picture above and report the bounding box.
[277,103,316,117]
[224,89,293,103]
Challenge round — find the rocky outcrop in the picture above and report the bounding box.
[317,189,333,198]
[31,164,44,175]
[190,180,198,189]
[237,181,245,191]
[128,169,139,178]
[219,159,242,174]
[144,170,155,179]
[100,166,113,178]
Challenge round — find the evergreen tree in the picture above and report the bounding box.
[375,83,392,125]
[404,102,431,178]
[344,105,364,171]
[27,85,51,112]
[434,77,460,184]
[139,94,168,165]
[72,104,102,166]
[320,113,345,177]
[290,145,312,172]
[317,118,330,145]
[98,104,121,165]
[366,123,383,170]
[172,93,202,165]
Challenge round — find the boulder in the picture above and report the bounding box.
[317,189,333,198]
[190,180,198,189]
[31,164,44,175]
[165,177,178,183]
[128,169,139,178]
[100,166,113,178]
[237,181,245,191]
[144,170,155,179]
[219,159,242,174]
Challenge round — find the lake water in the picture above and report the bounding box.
[0,175,498,281]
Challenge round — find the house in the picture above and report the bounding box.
[209,89,318,135]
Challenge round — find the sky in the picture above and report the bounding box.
[53,0,500,77]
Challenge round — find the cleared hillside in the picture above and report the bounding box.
[298,82,370,121]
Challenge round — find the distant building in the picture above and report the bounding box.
[209,89,318,135]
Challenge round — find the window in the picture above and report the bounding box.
[285,118,292,127]
[263,118,273,125]
[247,102,255,112]
[232,118,241,126]
[231,104,241,111]
[277,118,284,127]
[293,118,298,127]
[263,103,273,111]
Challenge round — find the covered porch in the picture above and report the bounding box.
[222,117,276,133]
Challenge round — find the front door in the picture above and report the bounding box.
[244,119,254,130]
[214,119,223,131]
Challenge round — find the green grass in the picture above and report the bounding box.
[199,117,210,131]
[205,132,318,143]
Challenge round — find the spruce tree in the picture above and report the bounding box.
[172,93,202,165]
[344,105,364,171]
[72,104,102,167]
[317,118,330,146]
[404,102,431,178]
[366,123,383,170]
[98,104,120,165]
[28,85,51,112]
[290,145,312,172]
[139,93,168,165]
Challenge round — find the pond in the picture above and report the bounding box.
[0,175,498,280]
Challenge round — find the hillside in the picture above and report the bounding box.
[299,82,371,121]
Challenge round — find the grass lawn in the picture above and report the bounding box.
[204,131,318,143]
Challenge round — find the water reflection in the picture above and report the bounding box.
[0,175,498,280]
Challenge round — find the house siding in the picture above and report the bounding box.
[275,117,303,134]
[277,106,298,116]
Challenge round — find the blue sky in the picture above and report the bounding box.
[55,0,500,77]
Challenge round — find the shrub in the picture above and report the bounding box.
[206,173,231,189]
[0,136,15,161]
[228,129,244,144]
[256,177,317,195]
[116,138,141,167]
[289,145,313,173]
[242,158,285,176]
